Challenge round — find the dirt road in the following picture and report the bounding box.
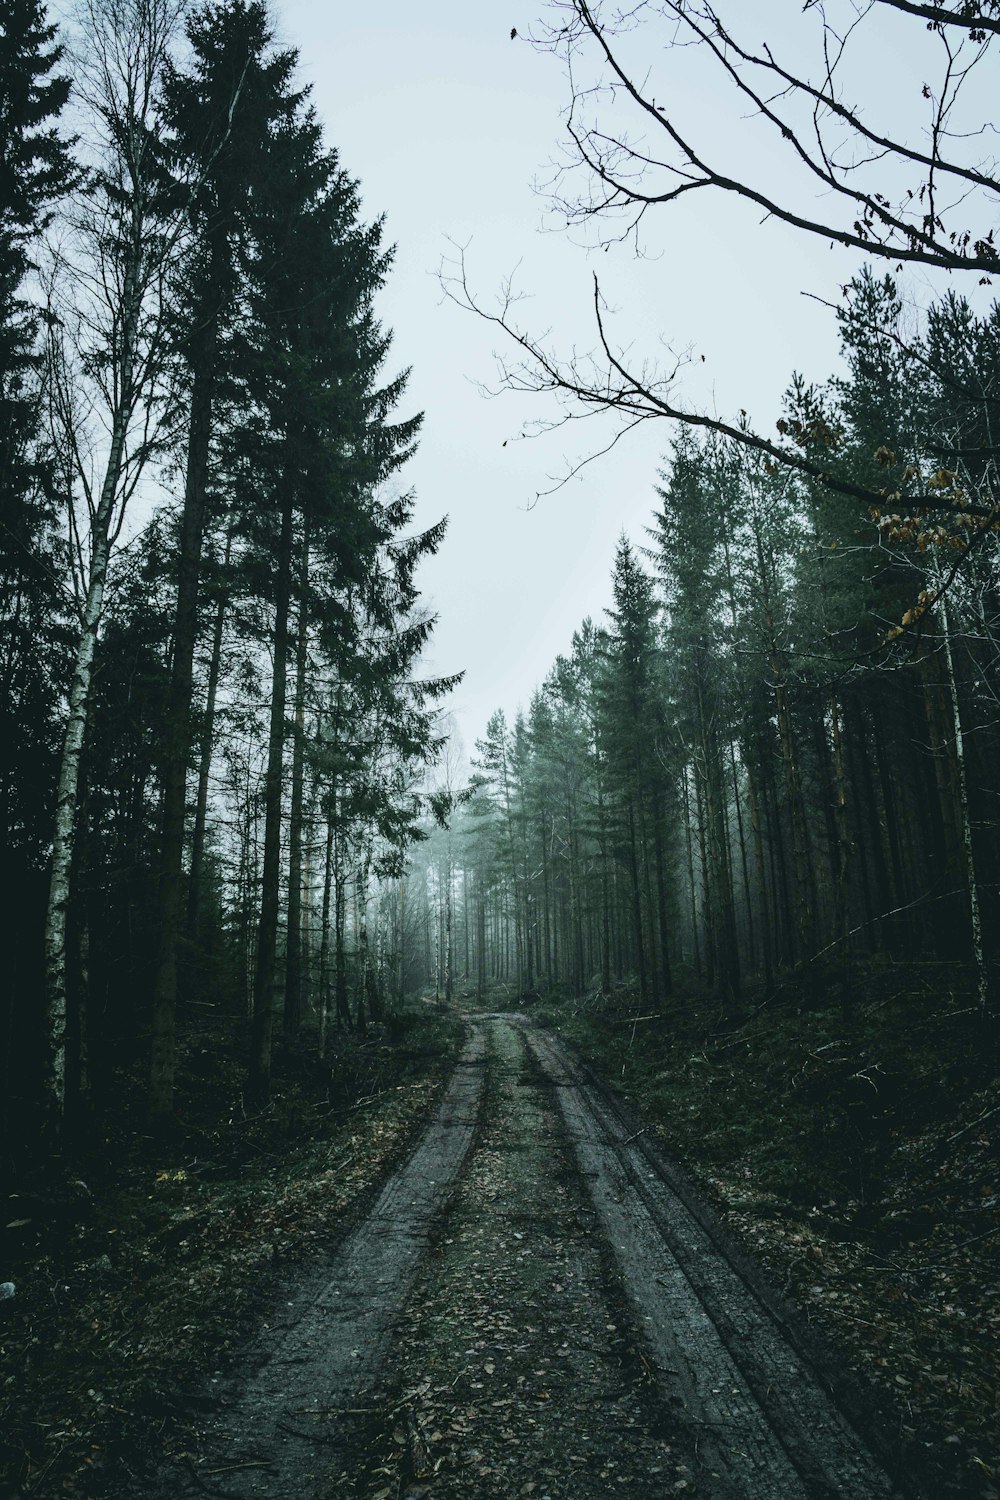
[160,1015,906,1498]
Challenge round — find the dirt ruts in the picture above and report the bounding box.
[347,1009,691,1498]
[156,1026,487,1498]
[157,1013,906,1499]
[525,1021,903,1500]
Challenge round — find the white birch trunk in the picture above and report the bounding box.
[40,0,176,1132]
[42,398,133,1129]
[937,576,988,1010]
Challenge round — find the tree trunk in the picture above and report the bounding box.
[596,753,612,993]
[773,675,815,960]
[653,805,673,1000]
[334,845,350,1029]
[728,738,756,972]
[318,807,335,1058]
[937,585,989,1010]
[43,457,122,1137]
[301,790,314,1021]
[829,695,853,985]
[399,874,407,1007]
[693,755,716,987]
[356,853,373,1032]
[476,869,487,1000]
[149,357,215,1126]
[626,799,649,1006]
[444,848,453,1005]
[681,763,702,978]
[284,522,310,1037]
[841,703,877,952]
[871,705,909,954]
[743,753,773,983]
[249,488,294,1101]
[187,530,233,932]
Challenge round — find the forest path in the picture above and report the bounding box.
[162,1014,903,1499]
[156,1024,488,1498]
[523,1022,901,1500]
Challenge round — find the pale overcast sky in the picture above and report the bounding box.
[266,4,993,751]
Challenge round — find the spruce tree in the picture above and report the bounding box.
[0,0,74,501]
[239,101,421,1099]
[599,538,672,1007]
[149,0,304,1125]
[0,2,73,1152]
[0,0,75,880]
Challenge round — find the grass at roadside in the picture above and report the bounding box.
[534,963,998,1500]
[0,1007,463,1500]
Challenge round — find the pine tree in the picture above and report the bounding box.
[599,537,673,1006]
[0,3,78,1151]
[149,0,306,1126]
[239,113,421,1098]
[0,0,74,503]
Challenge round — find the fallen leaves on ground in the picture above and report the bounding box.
[0,1018,462,1498]
[544,964,998,1499]
[340,1023,693,1499]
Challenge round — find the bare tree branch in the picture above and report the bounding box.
[872,0,1000,37]
[442,244,998,525]
[534,1,1000,272]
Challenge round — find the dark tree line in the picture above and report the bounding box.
[414,275,1000,1016]
[419,0,1000,1017]
[1,0,454,1176]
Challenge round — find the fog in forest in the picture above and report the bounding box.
[2,3,998,1497]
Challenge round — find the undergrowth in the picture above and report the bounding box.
[0,1005,463,1499]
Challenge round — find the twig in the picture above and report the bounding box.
[287,1405,374,1415]
[348,1095,383,1114]
[621,1127,647,1146]
[911,1226,1000,1269]
[183,1456,247,1498]
[204,1461,274,1476]
[800,887,965,966]
[824,1307,879,1329]
[946,1100,1000,1144]
[276,1421,337,1445]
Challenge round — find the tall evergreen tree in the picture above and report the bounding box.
[0,0,74,500]
[149,0,306,1126]
[0,1,77,1158]
[239,101,421,1100]
[599,537,672,1006]
[0,3,73,1147]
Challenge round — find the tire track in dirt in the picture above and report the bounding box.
[158,1023,487,1498]
[525,1021,904,1500]
[346,1014,693,1498]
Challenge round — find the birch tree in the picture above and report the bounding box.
[41,0,186,1136]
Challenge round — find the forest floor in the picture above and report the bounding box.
[336,1013,900,1500]
[0,1008,464,1500]
[2,969,996,1500]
